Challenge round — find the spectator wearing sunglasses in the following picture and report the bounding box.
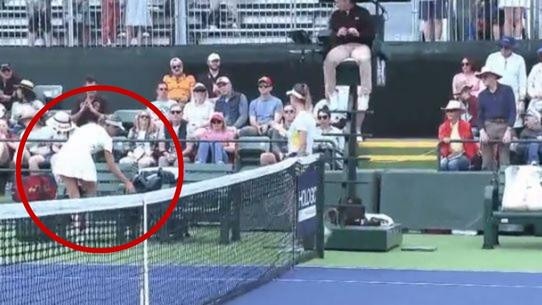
[183,83,214,139]
[452,57,483,98]
[197,53,229,100]
[239,76,283,137]
[0,63,21,110]
[260,104,297,165]
[315,107,344,152]
[214,76,248,130]
[120,110,161,169]
[158,104,190,166]
[195,112,236,164]
[162,57,196,104]
[149,82,176,124]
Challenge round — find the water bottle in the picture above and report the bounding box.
[376,58,386,87]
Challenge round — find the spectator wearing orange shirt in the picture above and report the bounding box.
[162,57,196,104]
[438,100,478,171]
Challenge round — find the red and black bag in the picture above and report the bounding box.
[12,174,58,202]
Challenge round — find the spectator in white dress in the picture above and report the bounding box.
[286,83,317,157]
[124,0,151,46]
[183,82,214,138]
[527,47,542,115]
[485,36,527,130]
[52,115,135,199]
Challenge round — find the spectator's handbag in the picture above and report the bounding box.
[11,174,58,202]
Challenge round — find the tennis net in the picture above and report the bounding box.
[0,155,324,305]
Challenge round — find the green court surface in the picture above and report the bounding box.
[305,234,542,272]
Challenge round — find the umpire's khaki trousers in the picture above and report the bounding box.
[481,121,510,171]
[323,43,372,99]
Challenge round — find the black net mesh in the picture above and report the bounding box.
[0,155,324,305]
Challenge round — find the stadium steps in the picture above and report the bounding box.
[357,138,438,169]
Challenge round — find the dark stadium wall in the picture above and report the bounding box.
[1,40,540,137]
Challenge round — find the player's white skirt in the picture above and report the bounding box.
[52,151,97,182]
[498,0,531,8]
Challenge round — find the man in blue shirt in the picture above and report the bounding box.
[239,76,283,137]
[477,66,516,171]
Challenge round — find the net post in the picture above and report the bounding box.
[140,199,150,305]
[315,155,325,259]
[219,193,232,245]
[231,184,241,242]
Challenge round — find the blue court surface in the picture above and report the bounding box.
[227,267,542,305]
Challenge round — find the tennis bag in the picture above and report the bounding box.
[11,174,58,202]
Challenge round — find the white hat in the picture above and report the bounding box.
[169,57,182,67]
[207,53,220,62]
[441,100,465,111]
[476,66,502,79]
[46,111,75,133]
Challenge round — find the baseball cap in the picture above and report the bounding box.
[216,76,230,85]
[258,76,273,86]
[208,53,220,62]
[193,82,207,91]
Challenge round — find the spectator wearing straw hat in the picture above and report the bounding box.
[28,111,76,174]
[10,80,44,131]
[214,76,248,130]
[485,36,527,129]
[52,115,135,199]
[286,83,317,157]
[454,81,478,134]
[197,52,229,100]
[515,110,542,165]
[476,66,516,171]
[0,63,21,110]
[239,76,283,137]
[162,57,196,104]
[527,47,542,115]
[438,100,478,171]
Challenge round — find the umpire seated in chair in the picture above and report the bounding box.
[323,0,376,139]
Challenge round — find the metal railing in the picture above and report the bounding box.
[1,0,540,46]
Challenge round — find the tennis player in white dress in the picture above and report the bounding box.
[52,115,135,199]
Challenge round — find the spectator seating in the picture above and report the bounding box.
[184,162,235,183]
[187,0,332,45]
[34,85,63,103]
[483,167,542,249]
[114,109,140,128]
[236,136,270,169]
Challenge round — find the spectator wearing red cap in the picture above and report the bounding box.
[197,53,229,100]
[195,112,236,164]
[239,76,283,137]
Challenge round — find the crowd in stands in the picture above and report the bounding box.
[438,36,542,172]
[0,49,347,180]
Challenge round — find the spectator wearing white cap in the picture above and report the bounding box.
[28,111,76,174]
[286,83,317,157]
[214,76,248,129]
[183,82,214,138]
[162,57,196,104]
[527,47,542,115]
[476,66,516,170]
[515,110,542,165]
[485,36,527,129]
[10,79,44,132]
[239,76,283,137]
[197,53,229,100]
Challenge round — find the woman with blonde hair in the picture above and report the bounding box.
[120,110,160,168]
[285,83,316,157]
[183,82,214,138]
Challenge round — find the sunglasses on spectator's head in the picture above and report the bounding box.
[318,115,329,120]
[170,110,182,114]
[211,119,222,124]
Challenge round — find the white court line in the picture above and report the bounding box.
[275,278,542,289]
[297,265,542,275]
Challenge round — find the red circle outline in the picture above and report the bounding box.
[15,85,185,254]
